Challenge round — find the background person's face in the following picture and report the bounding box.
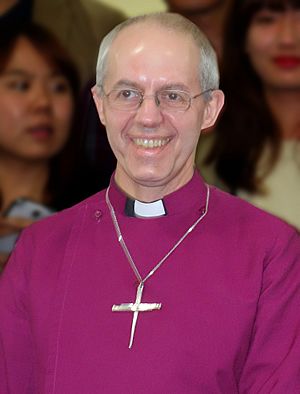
[0,36,74,162]
[94,24,223,198]
[246,8,300,90]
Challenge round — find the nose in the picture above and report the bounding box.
[30,83,52,113]
[134,95,163,128]
[277,11,300,46]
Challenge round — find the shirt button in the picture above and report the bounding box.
[94,210,103,222]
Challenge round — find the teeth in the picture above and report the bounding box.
[133,138,170,148]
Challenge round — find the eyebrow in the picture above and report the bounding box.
[112,79,141,90]
[162,83,191,92]
[111,79,191,92]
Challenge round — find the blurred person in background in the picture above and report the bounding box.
[0,0,126,86]
[166,0,233,60]
[0,0,126,193]
[0,23,82,270]
[197,0,300,229]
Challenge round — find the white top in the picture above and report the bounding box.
[238,140,300,230]
[196,135,300,230]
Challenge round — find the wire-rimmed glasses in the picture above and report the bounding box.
[100,87,213,112]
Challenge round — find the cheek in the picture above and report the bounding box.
[0,105,20,148]
[169,111,202,135]
[53,96,74,127]
[246,32,275,78]
[51,97,74,149]
[246,28,274,58]
[105,111,134,144]
[166,112,201,154]
[0,97,24,131]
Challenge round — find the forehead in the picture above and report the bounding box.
[105,23,200,88]
[3,36,51,72]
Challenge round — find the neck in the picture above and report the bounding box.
[0,155,49,211]
[114,166,195,203]
[265,87,300,139]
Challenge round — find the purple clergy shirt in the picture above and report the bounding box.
[0,171,300,393]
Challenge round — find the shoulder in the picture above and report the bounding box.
[207,185,300,277]
[0,189,108,303]
[209,185,299,250]
[1,189,108,289]
[17,189,107,248]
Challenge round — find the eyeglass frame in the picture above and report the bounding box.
[98,85,214,112]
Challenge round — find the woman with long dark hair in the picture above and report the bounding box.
[198,0,300,229]
[0,23,82,267]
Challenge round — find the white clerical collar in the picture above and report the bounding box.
[125,198,167,218]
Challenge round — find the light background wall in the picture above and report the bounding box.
[98,0,167,17]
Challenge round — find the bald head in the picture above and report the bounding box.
[95,13,219,93]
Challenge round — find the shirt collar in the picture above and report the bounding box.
[125,197,167,218]
[107,170,208,219]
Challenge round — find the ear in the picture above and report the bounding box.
[91,85,106,126]
[201,89,225,130]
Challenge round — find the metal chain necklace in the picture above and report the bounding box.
[105,183,210,348]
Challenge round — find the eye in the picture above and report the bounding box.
[168,92,180,100]
[160,90,187,103]
[116,89,140,100]
[50,77,71,94]
[5,78,31,92]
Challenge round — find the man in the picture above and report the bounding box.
[0,13,300,393]
[166,0,233,60]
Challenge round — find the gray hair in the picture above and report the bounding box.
[96,12,219,94]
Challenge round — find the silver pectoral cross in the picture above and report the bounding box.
[112,282,161,348]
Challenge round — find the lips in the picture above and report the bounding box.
[27,125,53,139]
[273,56,300,69]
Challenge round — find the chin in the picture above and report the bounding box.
[130,169,171,187]
[133,173,166,185]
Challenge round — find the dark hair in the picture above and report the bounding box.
[206,0,300,193]
[0,23,82,209]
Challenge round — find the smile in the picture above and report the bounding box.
[133,138,170,148]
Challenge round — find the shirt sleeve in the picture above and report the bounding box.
[239,228,300,393]
[0,230,36,393]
